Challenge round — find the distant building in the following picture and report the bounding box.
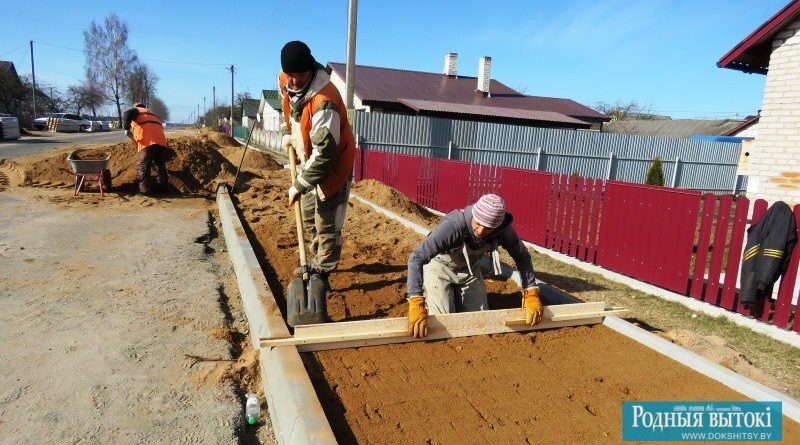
[258,89,282,132]
[326,54,609,130]
[717,0,800,204]
[604,118,745,139]
[240,98,261,129]
[723,114,760,139]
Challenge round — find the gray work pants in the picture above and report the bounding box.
[300,181,351,273]
[423,259,488,314]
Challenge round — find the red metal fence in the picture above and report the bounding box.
[355,147,799,333]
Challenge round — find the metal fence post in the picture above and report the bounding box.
[671,156,680,187]
[535,146,542,170]
[448,141,453,160]
[606,152,614,180]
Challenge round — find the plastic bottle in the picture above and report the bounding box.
[245,393,260,425]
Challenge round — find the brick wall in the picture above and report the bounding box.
[746,16,800,206]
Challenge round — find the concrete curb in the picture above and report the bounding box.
[604,316,800,422]
[216,184,337,445]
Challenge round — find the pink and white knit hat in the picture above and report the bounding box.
[472,194,506,228]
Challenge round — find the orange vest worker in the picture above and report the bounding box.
[130,107,168,151]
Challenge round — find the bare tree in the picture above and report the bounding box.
[66,84,89,115]
[16,75,66,126]
[594,99,657,121]
[83,14,139,126]
[84,70,105,117]
[149,96,170,122]
[0,62,26,118]
[125,63,158,107]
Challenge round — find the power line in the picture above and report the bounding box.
[0,42,28,58]
[34,41,230,67]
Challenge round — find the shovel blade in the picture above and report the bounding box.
[286,275,328,327]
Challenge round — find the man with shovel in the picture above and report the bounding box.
[406,194,543,338]
[279,41,355,325]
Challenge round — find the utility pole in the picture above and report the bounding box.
[345,0,358,110]
[197,104,200,127]
[229,65,235,135]
[30,41,36,122]
[203,96,206,126]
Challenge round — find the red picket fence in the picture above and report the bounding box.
[355,147,799,333]
[546,174,604,263]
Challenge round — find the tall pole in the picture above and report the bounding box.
[212,86,216,127]
[30,41,36,122]
[229,65,235,135]
[197,104,200,127]
[203,96,206,126]
[345,0,358,110]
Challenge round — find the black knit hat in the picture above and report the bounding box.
[281,41,315,73]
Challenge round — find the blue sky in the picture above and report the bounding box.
[0,0,786,122]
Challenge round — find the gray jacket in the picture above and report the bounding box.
[406,205,536,296]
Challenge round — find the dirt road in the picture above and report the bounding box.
[0,188,260,444]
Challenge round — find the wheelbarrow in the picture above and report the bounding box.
[66,150,112,196]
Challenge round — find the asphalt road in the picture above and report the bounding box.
[0,128,190,159]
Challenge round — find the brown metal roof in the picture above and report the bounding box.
[328,62,607,123]
[398,98,591,127]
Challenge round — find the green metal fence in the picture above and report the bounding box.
[232,126,248,139]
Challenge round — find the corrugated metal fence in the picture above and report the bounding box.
[352,112,748,194]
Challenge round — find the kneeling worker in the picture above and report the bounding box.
[406,194,542,338]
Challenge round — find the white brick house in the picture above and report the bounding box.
[718,0,800,205]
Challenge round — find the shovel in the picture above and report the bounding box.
[286,143,327,327]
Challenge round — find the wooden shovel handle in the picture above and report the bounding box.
[288,144,308,268]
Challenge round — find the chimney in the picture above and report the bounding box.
[444,52,458,76]
[477,56,491,97]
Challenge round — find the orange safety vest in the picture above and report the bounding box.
[280,72,355,198]
[131,107,167,151]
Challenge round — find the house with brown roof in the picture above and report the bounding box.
[327,54,608,130]
[717,0,800,205]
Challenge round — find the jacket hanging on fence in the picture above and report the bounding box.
[739,201,797,308]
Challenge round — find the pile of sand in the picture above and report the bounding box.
[9,135,240,197]
[198,128,239,148]
[352,179,440,227]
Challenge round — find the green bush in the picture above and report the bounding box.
[646,156,665,186]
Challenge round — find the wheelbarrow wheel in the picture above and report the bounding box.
[101,169,112,190]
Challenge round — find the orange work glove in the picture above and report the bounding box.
[522,287,543,326]
[407,296,429,338]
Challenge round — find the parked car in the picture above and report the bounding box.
[32,112,57,130]
[0,113,21,141]
[32,113,92,132]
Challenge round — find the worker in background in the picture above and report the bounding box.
[406,194,542,338]
[123,102,169,194]
[279,41,356,290]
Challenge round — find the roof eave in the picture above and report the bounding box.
[717,0,800,72]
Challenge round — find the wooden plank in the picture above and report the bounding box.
[504,307,629,325]
[260,302,614,351]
